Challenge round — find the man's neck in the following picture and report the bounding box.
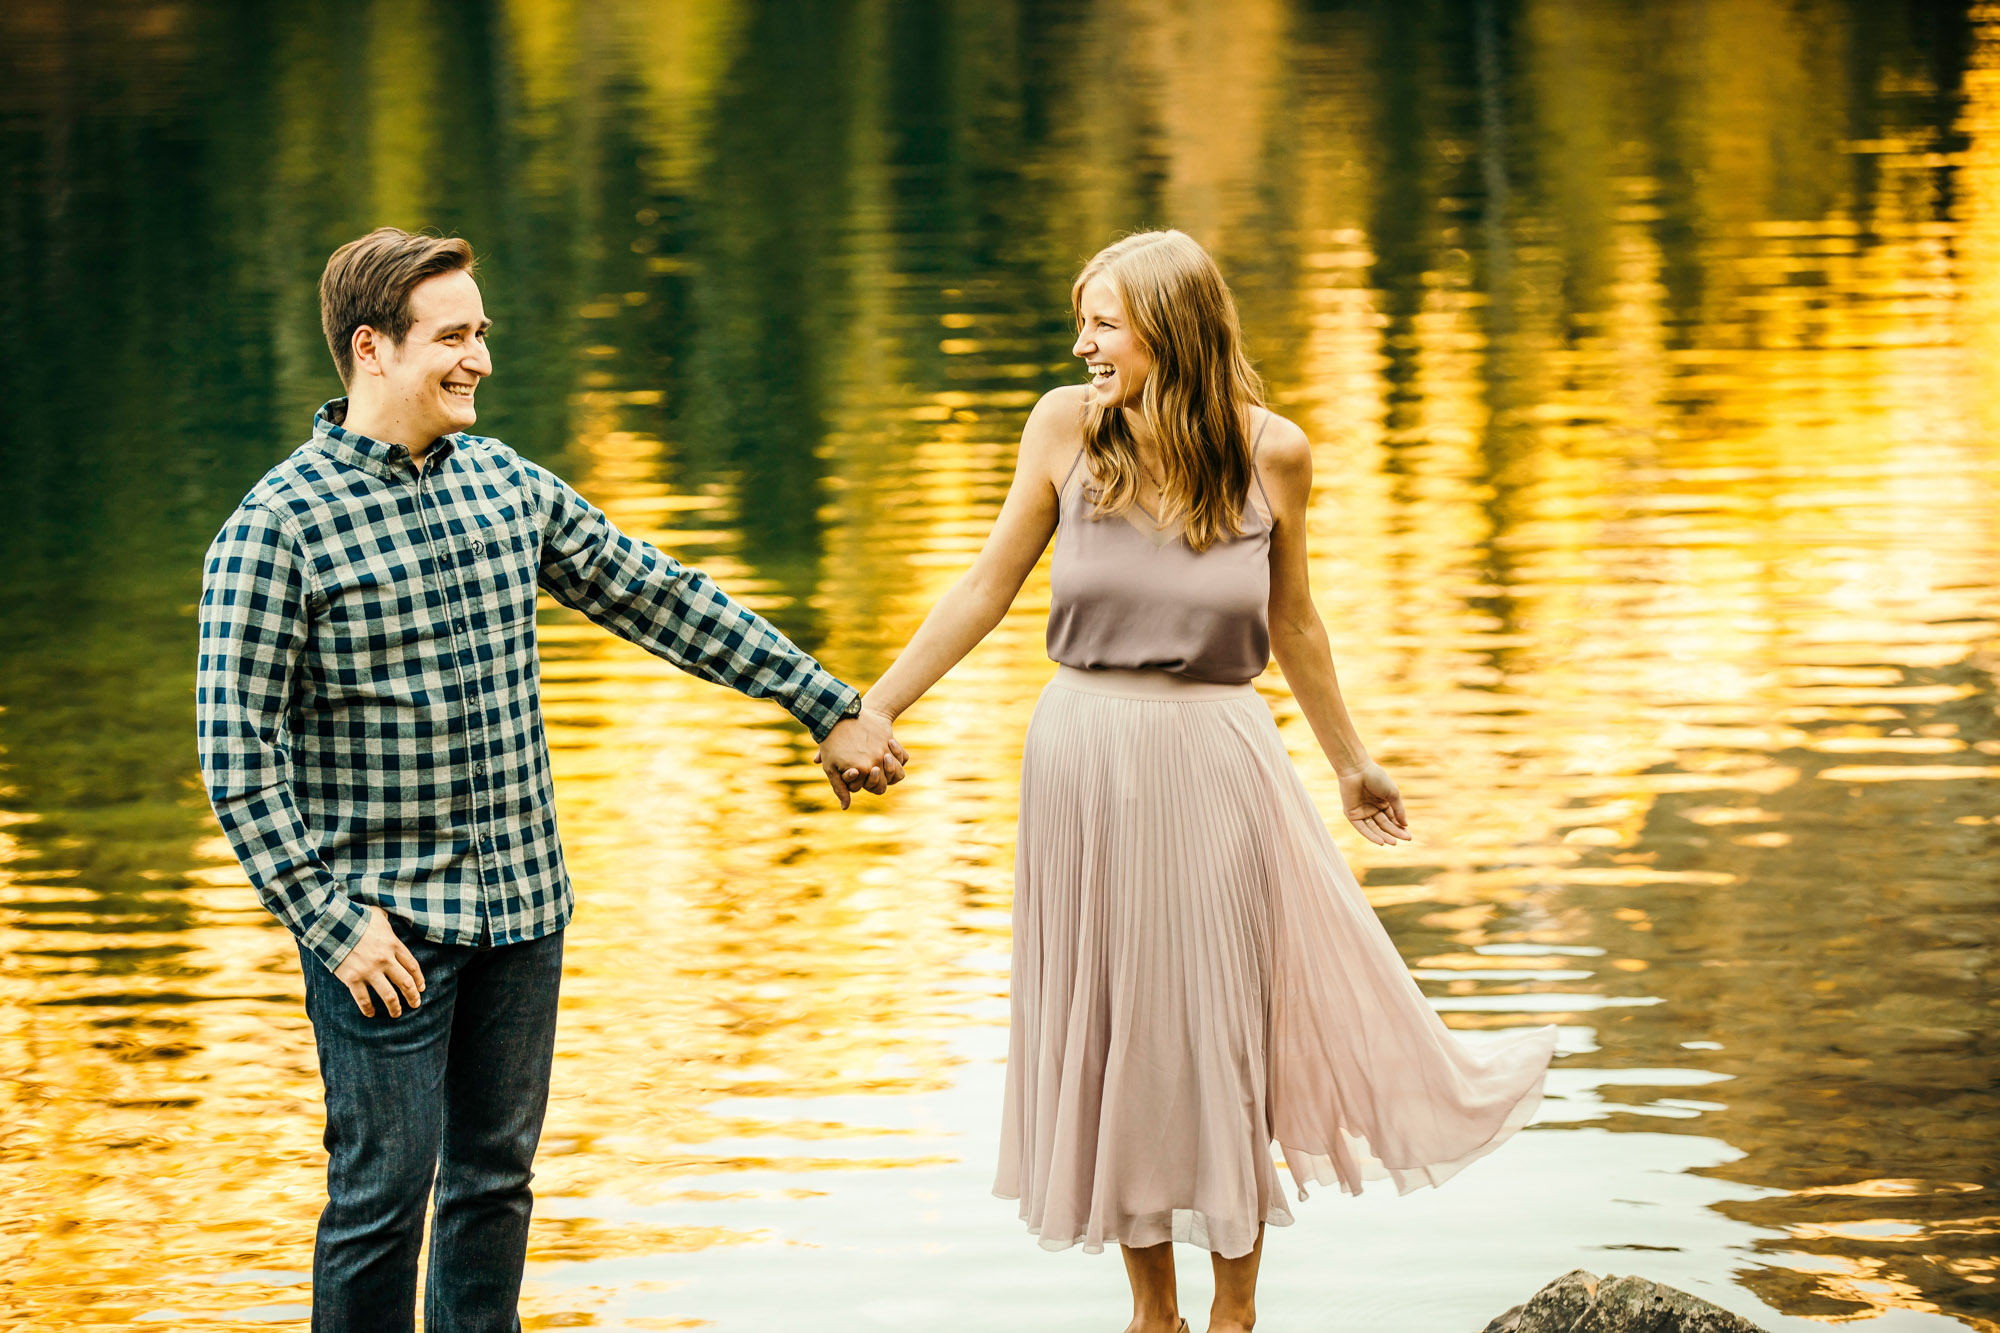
[340,398,440,465]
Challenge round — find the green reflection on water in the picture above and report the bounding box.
[1,1,1996,1329]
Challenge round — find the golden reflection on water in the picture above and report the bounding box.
[1,0,1998,1329]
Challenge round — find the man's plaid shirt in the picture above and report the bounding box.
[197,400,861,974]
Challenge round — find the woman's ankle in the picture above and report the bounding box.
[1209,1304,1256,1332]
[1123,1312,1183,1333]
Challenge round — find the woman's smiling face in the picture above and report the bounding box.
[1073,276,1150,408]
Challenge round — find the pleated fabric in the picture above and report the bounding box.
[995,666,1558,1260]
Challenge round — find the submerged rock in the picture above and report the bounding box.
[1479,1270,1770,1333]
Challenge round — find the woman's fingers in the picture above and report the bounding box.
[826,744,908,804]
[1354,810,1406,845]
[838,765,889,796]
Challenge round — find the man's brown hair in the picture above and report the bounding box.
[319,228,476,386]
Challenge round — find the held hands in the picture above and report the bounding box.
[815,706,909,810]
[1339,760,1412,846]
[333,905,425,1017]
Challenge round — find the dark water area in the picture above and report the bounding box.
[1,2,1996,1329]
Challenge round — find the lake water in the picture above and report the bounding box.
[0,2,1995,1329]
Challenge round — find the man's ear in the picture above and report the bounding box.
[351,325,385,379]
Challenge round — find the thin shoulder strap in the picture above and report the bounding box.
[1249,411,1275,517]
[1250,410,1272,456]
[1057,446,1088,498]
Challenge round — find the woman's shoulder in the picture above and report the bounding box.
[1023,384,1090,482]
[1251,406,1310,468]
[1030,383,1091,428]
[1250,407,1312,512]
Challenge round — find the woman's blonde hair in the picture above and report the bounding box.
[1072,229,1265,552]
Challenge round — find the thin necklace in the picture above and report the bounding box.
[1131,445,1165,494]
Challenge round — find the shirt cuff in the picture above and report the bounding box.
[298,892,375,975]
[794,673,864,743]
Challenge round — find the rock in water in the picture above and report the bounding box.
[1478,1271,1770,1333]
[1521,1269,1600,1331]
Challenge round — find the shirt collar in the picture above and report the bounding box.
[311,398,459,480]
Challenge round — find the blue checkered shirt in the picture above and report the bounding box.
[197,399,861,974]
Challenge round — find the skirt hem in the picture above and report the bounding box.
[995,1188,1297,1260]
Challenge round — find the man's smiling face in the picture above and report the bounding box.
[373,268,492,444]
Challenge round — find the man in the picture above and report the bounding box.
[195,227,901,1331]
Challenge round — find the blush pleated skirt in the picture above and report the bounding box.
[994,666,1558,1260]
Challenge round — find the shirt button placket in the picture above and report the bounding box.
[421,482,495,940]
[471,759,490,869]
[464,527,496,941]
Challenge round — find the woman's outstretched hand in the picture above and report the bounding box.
[816,707,909,809]
[1339,760,1411,846]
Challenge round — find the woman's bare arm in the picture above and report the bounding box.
[861,386,1082,722]
[1261,415,1412,846]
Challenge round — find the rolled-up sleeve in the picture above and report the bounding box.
[522,460,860,741]
[196,504,371,973]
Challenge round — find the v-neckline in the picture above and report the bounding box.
[1070,469,1268,548]
[1121,504,1184,548]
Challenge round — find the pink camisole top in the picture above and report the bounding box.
[1045,421,1275,684]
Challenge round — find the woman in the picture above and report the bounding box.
[833,231,1556,1333]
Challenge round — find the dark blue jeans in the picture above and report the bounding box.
[299,920,565,1333]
